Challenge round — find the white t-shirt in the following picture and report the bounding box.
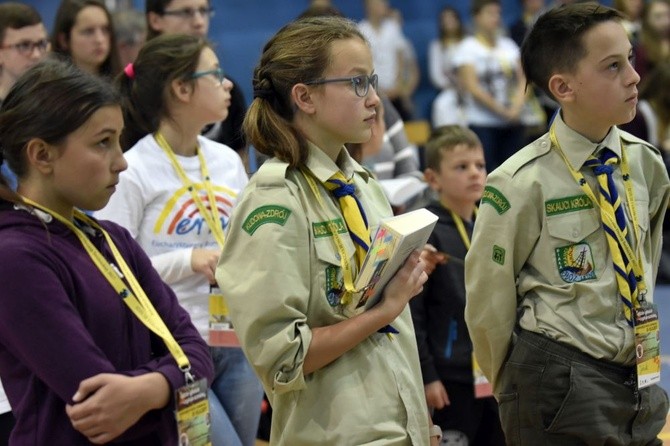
[358,19,405,92]
[0,381,9,414]
[96,134,248,339]
[453,35,521,126]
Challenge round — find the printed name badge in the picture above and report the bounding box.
[209,285,240,347]
[472,353,493,398]
[634,303,661,389]
[175,378,211,446]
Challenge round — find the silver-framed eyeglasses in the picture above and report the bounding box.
[304,73,378,98]
[1,38,49,56]
[191,67,226,85]
[162,6,215,19]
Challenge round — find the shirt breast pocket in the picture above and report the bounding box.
[546,210,604,284]
[313,237,355,310]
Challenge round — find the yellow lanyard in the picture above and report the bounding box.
[440,203,477,251]
[549,126,646,296]
[301,167,361,306]
[155,132,226,249]
[22,199,193,379]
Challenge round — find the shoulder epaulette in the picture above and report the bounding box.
[618,129,661,155]
[255,159,290,188]
[503,133,553,177]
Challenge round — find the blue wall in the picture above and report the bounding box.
[24,0,612,120]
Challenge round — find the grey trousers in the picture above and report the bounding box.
[497,330,669,446]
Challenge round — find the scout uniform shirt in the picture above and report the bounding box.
[464,113,670,394]
[216,143,430,445]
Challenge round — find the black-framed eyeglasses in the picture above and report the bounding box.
[191,67,226,85]
[1,39,49,56]
[162,6,215,20]
[304,73,378,98]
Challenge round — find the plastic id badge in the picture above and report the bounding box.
[634,304,661,389]
[472,353,493,398]
[175,377,211,446]
[209,285,240,347]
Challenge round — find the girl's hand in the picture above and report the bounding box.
[191,248,220,284]
[424,380,450,409]
[378,250,428,322]
[65,373,170,444]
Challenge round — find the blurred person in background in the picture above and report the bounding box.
[51,0,121,79]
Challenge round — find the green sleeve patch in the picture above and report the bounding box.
[545,194,593,216]
[242,205,292,235]
[481,186,511,214]
[492,245,506,265]
[312,218,347,238]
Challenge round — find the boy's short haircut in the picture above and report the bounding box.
[472,0,501,15]
[521,2,623,101]
[425,125,482,171]
[0,3,42,44]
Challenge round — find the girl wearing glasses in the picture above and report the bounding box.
[0,59,213,445]
[216,16,439,445]
[97,34,262,446]
[51,0,121,79]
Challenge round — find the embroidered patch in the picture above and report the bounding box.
[481,186,511,214]
[492,245,506,265]
[242,205,291,235]
[545,194,593,216]
[325,265,344,306]
[555,242,597,283]
[312,218,347,238]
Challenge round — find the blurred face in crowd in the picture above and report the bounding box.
[60,5,111,75]
[475,3,502,36]
[148,0,212,38]
[646,0,670,37]
[0,23,48,87]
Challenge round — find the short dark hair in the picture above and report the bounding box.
[145,0,211,39]
[425,125,482,171]
[472,0,500,16]
[521,2,623,100]
[0,3,42,44]
[0,59,120,178]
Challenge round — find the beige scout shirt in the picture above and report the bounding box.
[216,144,430,445]
[464,113,670,395]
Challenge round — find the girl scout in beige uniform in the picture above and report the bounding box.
[216,16,440,446]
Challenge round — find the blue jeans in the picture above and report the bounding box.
[208,347,263,446]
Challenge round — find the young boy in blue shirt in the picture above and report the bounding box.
[465,3,670,445]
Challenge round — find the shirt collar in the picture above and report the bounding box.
[552,112,622,169]
[303,141,370,183]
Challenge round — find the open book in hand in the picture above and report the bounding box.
[342,207,439,317]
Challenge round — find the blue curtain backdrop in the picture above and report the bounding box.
[23,0,613,120]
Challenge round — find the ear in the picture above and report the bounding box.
[57,32,68,51]
[147,12,164,35]
[291,83,316,114]
[548,73,574,103]
[25,138,57,175]
[170,78,193,103]
[423,168,441,192]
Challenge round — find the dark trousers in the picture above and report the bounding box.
[469,124,524,172]
[432,380,505,445]
[498,330,668,445]
[0,412,14,446]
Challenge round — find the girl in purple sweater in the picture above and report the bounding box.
[0,59,213,445]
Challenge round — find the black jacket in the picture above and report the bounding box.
[410,201,474,385]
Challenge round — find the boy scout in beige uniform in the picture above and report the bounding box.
[217,144,430,445]
[465,4,670,445]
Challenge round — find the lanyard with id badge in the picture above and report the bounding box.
[22,199,212,445]
[155,133,239,347]
[550,127,660,389]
